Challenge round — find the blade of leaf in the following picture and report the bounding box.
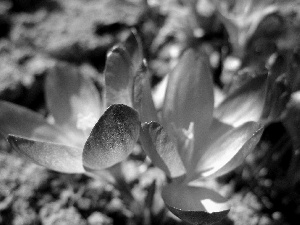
[140,122,186,178]
[190,122,263,180]
[45,62,102,134]
[104,46,134,107]
[214,74,267,127]
[8,135,84,173]
[83,104,140,170]
[133,60,159,123]
[162,182,229,225]
[0,101,75,145]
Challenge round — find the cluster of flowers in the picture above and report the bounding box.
[0,32,266,224]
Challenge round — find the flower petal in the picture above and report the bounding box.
[172,122,195,170]
[8,135,84,173]
[45,62,102,134]
[207,119,233,144]
[162,49,214,155]
[162,182,229,225]
[123,28,143,73]
[0,101,73,145]
[191,122,263,180]
[104,46,134,107]
[140,122,185,178]
[188,119,233,177]
[133,61,159,123]
[83,104,140,170]
[215,75,267,127]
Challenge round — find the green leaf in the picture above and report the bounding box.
[83,104,140,170]
[214,75,267,127]
[0,101,74,145]
[45,62,102,135]
[104,46,134,107]
[163,49,214,157]
[140,122,186,178]
[8,135,84,173]
[133,60,158,123]
[190,122,263,180]
[162,182,229,225]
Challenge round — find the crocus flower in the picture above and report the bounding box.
[0,44,142,178]
[137,49,264,224]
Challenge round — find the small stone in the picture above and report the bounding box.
[87,212,112,225]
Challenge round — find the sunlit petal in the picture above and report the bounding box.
[104,46,134,107]
[191,122,263,180]
[133,61,159,123]
[162,182,229,225]
[45,62,102,135]
[152,75,168,111]
[214,86,226,107]
[163,49,214,159]
[83,104,140,170]
[8,135,84,173]
[140,122,185,178]
[0,101,72,145]
[215,75,267,127]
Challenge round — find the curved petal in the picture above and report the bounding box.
[140,122,185,178]
[45,62,102,135]
[0,101,73,145]
[162,182,229,225]
[207,119,233,144]
[133,61,159,123]
[83,104,140,170]
[123,28,143,73]
[190,122,263,180]
[162,49,214,157]
[104,46,134,107]
[215,75,267,127]
[8,135,84,173]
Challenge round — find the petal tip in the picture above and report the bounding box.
[162,183,230,225]
[83,104,140,170]
[166,204,229,225]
